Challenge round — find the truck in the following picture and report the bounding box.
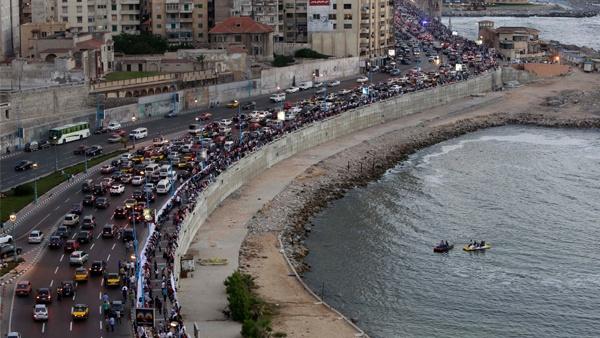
[583,61,593,73]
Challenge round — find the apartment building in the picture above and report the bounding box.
[147,0,209,46]
[306,0,393,62]
[233,0,253,16]
[209,16,274,61]
[209,0,233,26]
[283,0,307,43]
[253,0,284,42]
[54,0,141,35]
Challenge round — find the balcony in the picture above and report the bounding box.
[121,18,140,25]
[120,0,140,4]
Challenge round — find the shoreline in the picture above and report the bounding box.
[443,10,598,17]
[240,70,600,336]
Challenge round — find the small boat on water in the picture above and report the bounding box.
[463,243,491,252]
[433,244,454,253]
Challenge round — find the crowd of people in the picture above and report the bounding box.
[130,2,499,337]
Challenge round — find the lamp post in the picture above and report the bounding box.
[9,213,17,260]
[131,116,137,150]
[238,102,243,144]
[32,163,38,204]
[52,136,58,171]
[277,86,283,112]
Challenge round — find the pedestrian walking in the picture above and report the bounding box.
[109,316,116,331]
[162,287,168,303]
[116,309,122,324]
[122,285,128,301]
[105,316,110,332]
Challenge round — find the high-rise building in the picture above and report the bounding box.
[19,0,32,24]
[233,0,253,16]
[210,0,233,26]
[252,0,283,42]
[54,0,141,35]
[146,0,208,46]
[306,0,394,62]
[0,0,20,61]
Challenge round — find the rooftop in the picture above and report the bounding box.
[495,26,540,35]
[209,16,273,35]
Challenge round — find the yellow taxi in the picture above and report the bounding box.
[71,304,89,320]
[132,155,145,163]
[182,153,195,161]
[74,267,89,282]
[226,100,239,108]
[177,161,189,169]
[106,273,121,287]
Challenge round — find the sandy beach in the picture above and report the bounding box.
[180,69,600,337]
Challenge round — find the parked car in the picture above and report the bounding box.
[28,230,44,244]
[0,244,22,258]
[14,160,34,171]
[15,281,32,296]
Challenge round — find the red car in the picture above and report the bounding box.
[197,112,212,121]
[15,281,32,296]
[64,240,80,253]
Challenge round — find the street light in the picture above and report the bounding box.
[8,213,17,260]
[131,116,137,149]
[32,163,38,204]
[52,136,58,171]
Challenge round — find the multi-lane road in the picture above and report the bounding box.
[0,72,394,191]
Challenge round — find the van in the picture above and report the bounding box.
[81,179,94,193]
[159,164,171,178]
[156,179,172,194]
[299,81,313,90]
[188,124,202,136]
[144,163,160,175]
[269,93,286,102]
[129,127,148,140]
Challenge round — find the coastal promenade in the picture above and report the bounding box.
[178,68,600,337]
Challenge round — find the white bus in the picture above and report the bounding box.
[49,122,91,144]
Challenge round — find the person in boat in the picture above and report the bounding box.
[444,240,449,247]
[480,240,486,247]
[438,240,446,248]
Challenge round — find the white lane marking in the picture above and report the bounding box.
[90,243,95,250]
[71,232,77,239]
[99,291,102,300]
[106,254,110,262]
[101,278,104,287]
[110,214,114,220]
[54,205,60,211]
[42,322,46,333]
[65,197,70,202]
[99,305,102,314]
[100,320,103,330]
[111,243,116,250]
[70,321,73,331]
[96,232,102,239]
[49,280,54,287]
[60,254,64,262]
[35,214,51,227]
[54,266,59,274]
[72,293,76,301]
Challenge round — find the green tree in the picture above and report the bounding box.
[114,33,168,55]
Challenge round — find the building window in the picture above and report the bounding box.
[41,31,47,38]
[77,16,83,23]
[313,14,320,20]
[343,4,351,9]
[235,35,241,42]
[197,23,202,28]
[157,14,161,19]
[111,4,116,10]
[77,6,82,13]
[329,14,336,20]
[333,23,336,29]
[156,24,161,28]
[198,33,203,38]
[344,14,352,20]
[344,23,352,29]
[62,16,68,22]
[112,25,117,31]
[333,4,337,9]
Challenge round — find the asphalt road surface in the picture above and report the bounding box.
[0,72,394,191]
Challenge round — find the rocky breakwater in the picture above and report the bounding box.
[248,112,600,274]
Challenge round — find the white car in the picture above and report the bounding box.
[63,213,79,226]
[328,80,340,87]
[356,76,369,83]
[143,183,155,193]
[219,126,232,135]
[107,121,122,131]
[316,87,326,94]
[269,93,286,102]
[220,119,232,126]
[339,89,352,95]
[33,304,48,321]
[131,176,144,186]
[28,230,44,244]
[288,106,302,114]
[0,234,13,244]
[109,184,125,195]
[285,87,300,94]
[390,84,402,92]
[313,82,324,88]
[69,251,88,265]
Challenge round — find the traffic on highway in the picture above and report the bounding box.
[3,0,498,335]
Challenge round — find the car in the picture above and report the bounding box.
[120,173,133,184]
[110,184,125,195]
[339,89,352,95]
[81,215,96,230]
[74,267,89,282]
[90,260,105,275]
[81,179,94,193]
[0,245,22,258]
[131,175,144,186]
[124,198,137,210]
[64,239,80,253]
[328,80,340,87]
[57,280,75,297]
[390,68,401,76]
[105,273,121,287]
[35,288,52,304]
[164,111,177,118]
[122,229,135,242]
[73,145,89,155]
[82,194,96,206]
[143,183,155,193]
[356,76,369,83]
[197,112,212,121]
[313,81,324,88]
[69,251,88,265]
[95,197,110,209]
[28,230,44,244]
[102,224,116,238]
[134,201,147,213]
[107,134,123,143]
[85,145,103,157]
[15,281,32,296]
[100,165,115,174]
[107,121,122,131]
[77,231,93,244]
[14,160,34,171]
[0,234,13,244]
[315,87,326,94]
[132,190,144,201]
[242,101,256,110]
[93,126,108,134]
[70,202,83,215]
[48,236,63,249]
[225,100,239,108]
[285,87,300,93]
[33,304,49,321]
[101,177,114,187]
[113,207,127,219]
[63,213,79,226]
[110,300,124,315]
[55,226,71,239]
[71,304,89,320]
[269,93,286,102]
[128,211,143,224]
[143,191,156,203]
[7,332,22,338]
[220,118,232,126]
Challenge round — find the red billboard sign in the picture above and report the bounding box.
[309,0,330,5]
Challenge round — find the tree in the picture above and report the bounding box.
[113,33,168,55]
[196,54,206,70]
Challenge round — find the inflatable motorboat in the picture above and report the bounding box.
[433,244,454,253]
[463,244,491,252]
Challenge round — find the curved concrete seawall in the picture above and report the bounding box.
[173,68,505,280]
